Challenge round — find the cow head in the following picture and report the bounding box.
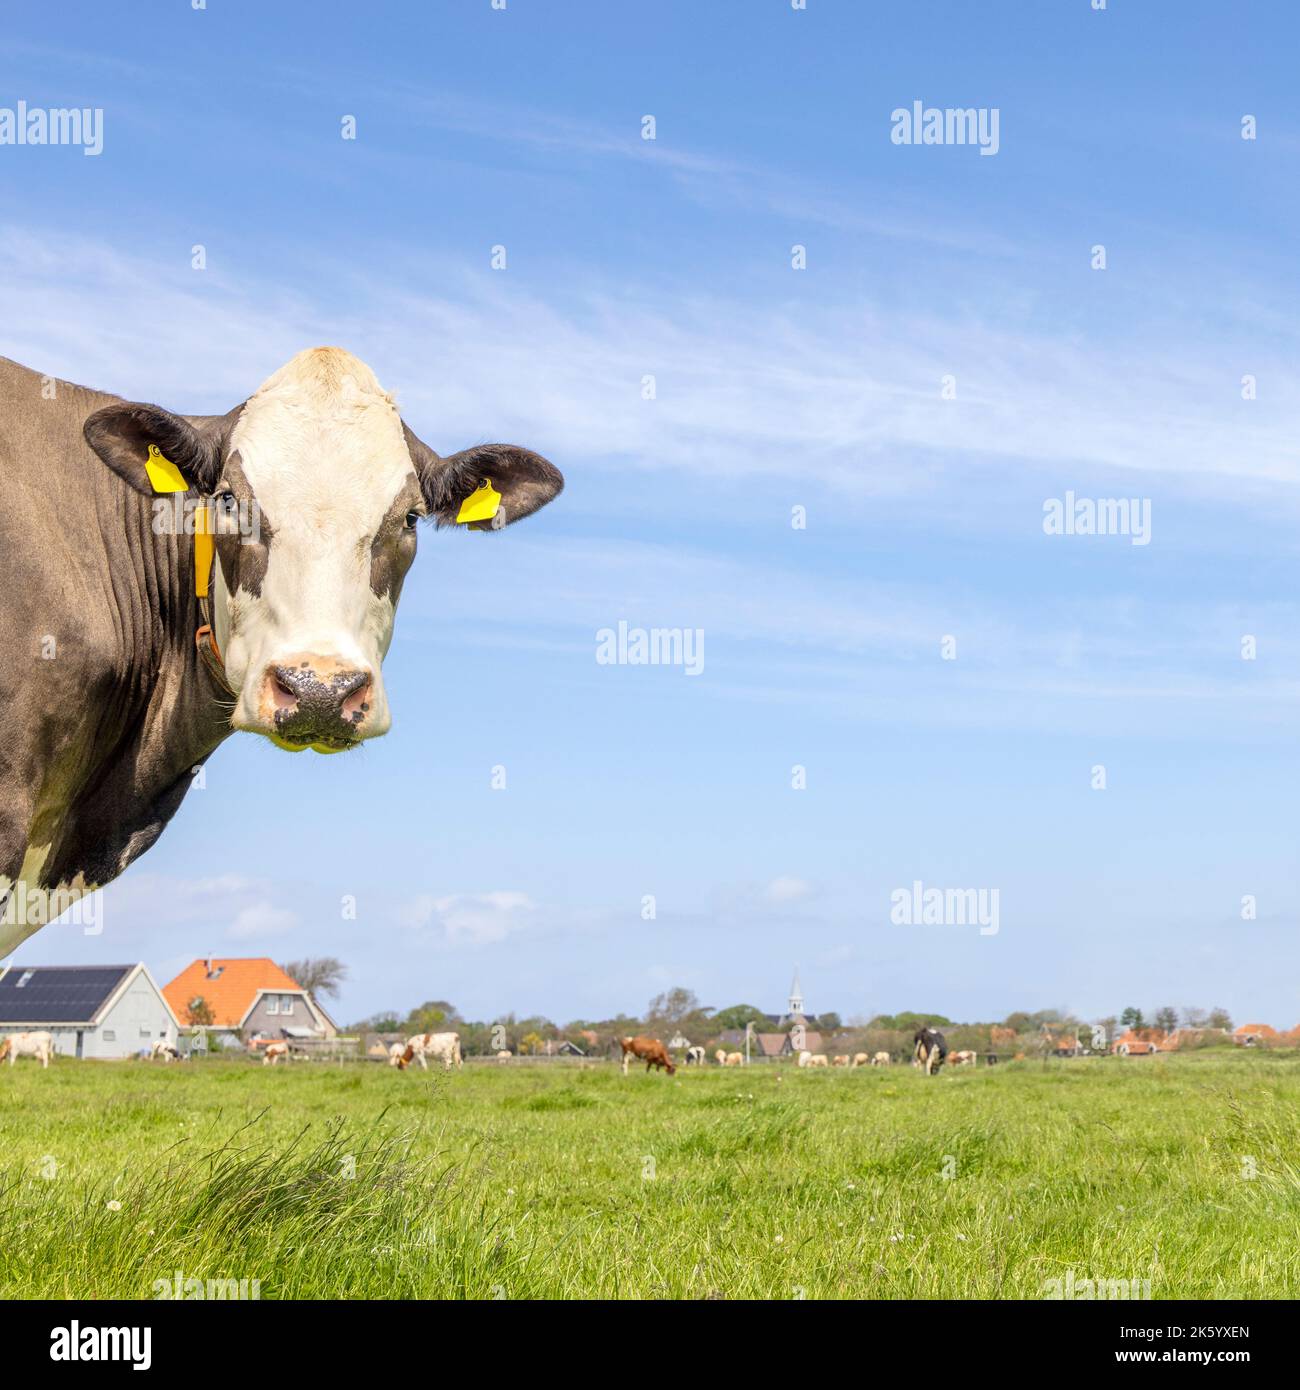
[84,349,563,752]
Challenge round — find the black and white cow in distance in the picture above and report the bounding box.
[0,349,563,953]
[913,1025,948,1076]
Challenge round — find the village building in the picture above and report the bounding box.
[0,963,178,1059]
[161,957,338,1050]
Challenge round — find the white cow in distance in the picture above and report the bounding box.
[393,1032,462,1071]
[263,1041,290,1066]
[0,1031,54,1068]
[496,1050,513,1064]
[872,1052,891,1067]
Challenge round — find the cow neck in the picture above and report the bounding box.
[193,510,235,698]
[35,478,234,894]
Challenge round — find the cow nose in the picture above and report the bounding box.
[261,655,373,745]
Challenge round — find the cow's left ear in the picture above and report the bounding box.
[83,402,224,496]
[406,426,563,530]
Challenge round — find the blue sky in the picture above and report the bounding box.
[3,1,1298,1029]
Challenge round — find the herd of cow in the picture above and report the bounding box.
[0,1025,974,1075]
[617,1027,971,1076]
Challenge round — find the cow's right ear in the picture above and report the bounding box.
[83,402,223,496]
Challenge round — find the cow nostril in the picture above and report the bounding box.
[270,669,301,709]
[340,674,372,720]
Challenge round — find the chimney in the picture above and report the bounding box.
[205,956,214,978]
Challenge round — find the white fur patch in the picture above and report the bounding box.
[218,348,417,737]
[0,847,98,956]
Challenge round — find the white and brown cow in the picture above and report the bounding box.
[0,350,563,954]
[1,1031,54,1068]
[393,1031,462,1072]
[262,1041,290,1066]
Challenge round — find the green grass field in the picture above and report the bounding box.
[2,1051,1298,1299]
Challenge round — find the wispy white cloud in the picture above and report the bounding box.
[4,223,1300,509]
[227,901,299,941]
[766,876,815,904]
[397,891,537,946]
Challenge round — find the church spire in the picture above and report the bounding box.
[788,967,804,1016]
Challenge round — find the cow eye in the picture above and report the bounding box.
[215,489,238,516]
[404,509,420,529]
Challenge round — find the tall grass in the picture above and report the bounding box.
[1,1053,1298,1298]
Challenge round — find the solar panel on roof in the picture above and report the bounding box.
[0,966,132,1023]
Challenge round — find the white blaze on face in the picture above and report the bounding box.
[216,349,420,745]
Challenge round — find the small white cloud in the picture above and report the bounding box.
[227,902,299,941]
[766,876,814,903]
[397,891,536,946]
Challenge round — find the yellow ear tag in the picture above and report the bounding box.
[455,478,501,525]
[193,503,214,599]
[145,444,189,494]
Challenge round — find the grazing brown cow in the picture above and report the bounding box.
[619,1035,676,1076]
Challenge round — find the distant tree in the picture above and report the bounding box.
[1207,1007,1233,1031]
[405,1000,459,1034]
[520,1030,544,1056]
[185,996,214,1026]
[712,1004,768,1031]
[646,988,701,1025]
[357,1012,401,1034]
[280,957,348,1000]
[819,1011,843,1032]
[1120,1007,1146,1031]
[1154,1007,1179,1035]
[871,1012,952,1031]
[1181,1006,1209,1030]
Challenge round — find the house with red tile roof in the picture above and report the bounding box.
[1111,1029,1159,1056]
[162,958,338,1048]
[1233,1023,1280,1047]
